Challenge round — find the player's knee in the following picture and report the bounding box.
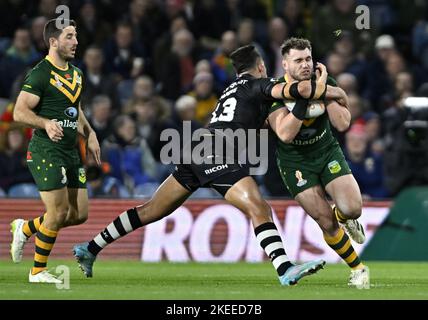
[247,199,271,219]
[338,200,362,219]
[55,208,69,225]
[75,213,88,225]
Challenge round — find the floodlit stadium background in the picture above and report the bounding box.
[0,1,428,272]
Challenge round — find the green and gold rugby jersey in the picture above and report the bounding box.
[270,74,339,160]
[21,56,83,148]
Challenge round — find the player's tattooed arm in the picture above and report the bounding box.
[78,104,101,165]
[14,90,64,142]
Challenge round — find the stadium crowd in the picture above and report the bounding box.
[1,0,428,199]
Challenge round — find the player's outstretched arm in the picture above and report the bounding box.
[13,90,64,142]
[78,105,101,165]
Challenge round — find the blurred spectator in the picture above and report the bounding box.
[413,20,428,71]
[30,16,48,54]
[0,28,41,98]
[174,95,196,122]
[385,52,407,83]
[211,30,238,91]
[103,22,147,81]
[158,29,200,100]
[75,0,111,60]
[195,59,211,74]
[87,95,113,145]
[344,124,389,199]
[128,76,155,104]
[334,93,368,147]
[188,72,218,125]
[172,95,203,131]
[394,71,414,99]
[164,0,188,20]
[123,76,172,118]
[153,15,188,81]
[192,0,230,48]
[310,0,362,58]
[86,164,121,198]
[81,45,118,108]
[102,115,158,189]
[0,126,33,192]
[128,99,157,138]
[348,94,367,124]
[392,0,427,36]
[5,28,41,66]
[279,0,305,37]
[0,0,26,38]
[333,31,367,82]
[362,111,384,155]
[224,0,243,31]
[37,0,57,19]
[124,0,168,57]
[237,18,266,62]
[126,98,174,162]
[326,52,347,78]
[337,73,359,95]
[264,17,288,78]
[364,34,397,109]
[378,52,410,111]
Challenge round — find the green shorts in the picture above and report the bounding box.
[277,144,351,197]
[27,137,87,191]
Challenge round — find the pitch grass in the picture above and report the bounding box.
[0,260,427,300]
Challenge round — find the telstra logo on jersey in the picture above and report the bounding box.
[64,106,78,118]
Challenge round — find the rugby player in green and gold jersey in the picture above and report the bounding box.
[268,38,370,289]
[10,18,100,283]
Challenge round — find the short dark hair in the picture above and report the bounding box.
[229,45,261,74]
[280,37,312,56]
[43,18,76,47]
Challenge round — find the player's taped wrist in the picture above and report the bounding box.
[283,82,303,99]
[310,80,327,100]
[291,99,309,120]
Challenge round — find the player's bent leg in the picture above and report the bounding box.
[29,188,69,283]
[294,185,368,287]
[325,175,365,244]
[224,176,324,286]
[73,175,192,277]
[62,188,88,227]
[295,185,339,236]
[325,175,362,219]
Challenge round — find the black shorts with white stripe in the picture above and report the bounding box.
[172,162,249,196]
